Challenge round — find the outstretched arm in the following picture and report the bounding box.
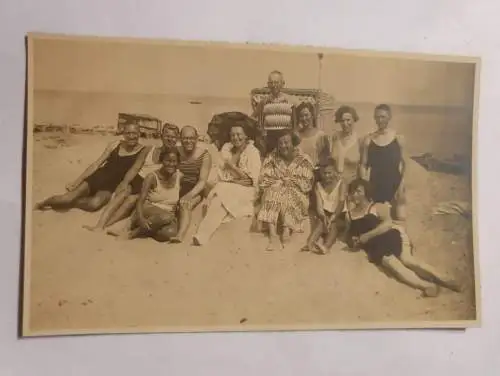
[68,141,119,189]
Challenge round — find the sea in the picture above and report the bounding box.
[33,90,474,159]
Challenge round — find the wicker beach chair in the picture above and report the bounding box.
[250,87,335,132]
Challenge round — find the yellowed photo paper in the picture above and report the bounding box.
[22,33,480,336]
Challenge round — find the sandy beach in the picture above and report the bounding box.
[25,129,476,335]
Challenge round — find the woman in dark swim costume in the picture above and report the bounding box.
[361,104,407,221]
[84,123,180,232]
[34,123,148,213]
[345,178,461,297]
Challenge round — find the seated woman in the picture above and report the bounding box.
[193,122,262,246]
[256,129,315,251]
[174,125,212,243]
[344,178,461,297]
[84,123,180,232]
[124,148,182,242]
[302,158,346,255]
[35,123,148,212]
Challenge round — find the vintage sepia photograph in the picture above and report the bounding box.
[22,33,480,336]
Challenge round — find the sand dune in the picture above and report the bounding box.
[25,133,476,335]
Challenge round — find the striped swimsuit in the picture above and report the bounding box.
[178,149,209,198]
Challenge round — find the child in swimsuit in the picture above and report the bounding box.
[302,157,346,254]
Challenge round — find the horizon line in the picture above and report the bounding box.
[33,89,473,109]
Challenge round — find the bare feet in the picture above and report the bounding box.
[422,285,440,298]
[300,245,310,252]
[312,241,329,255]
[34,202,49,211]
[281,228,291,246]
[170,236,182,244]
[82,225,104,233]
[441,278,462,293]
[106,228,123,237]
[192,236,201,246]
[265,236,282,252]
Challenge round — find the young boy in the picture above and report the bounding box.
[302,158,346,254]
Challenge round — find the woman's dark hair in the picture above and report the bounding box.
[374,103,392,114]
[162,122,180,136]
[159,147,181,163]
[318,156,337,171]
[229,121,255,140]
[296,102,317,128]
[347,178,373,201]
[334,105,359,123]
[275,129,301,147]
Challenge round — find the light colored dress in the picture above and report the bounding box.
[194,141,262,244]
[213,141,262,218]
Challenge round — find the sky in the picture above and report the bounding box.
[32,36,477,107]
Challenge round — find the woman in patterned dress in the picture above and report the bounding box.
[257,130,315,251]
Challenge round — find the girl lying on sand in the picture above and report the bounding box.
[122,148,182,242]
[344,178,461,297]
[301,158,346,255]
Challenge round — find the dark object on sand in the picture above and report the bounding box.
[411,153,470,175]
[208,112,265,154]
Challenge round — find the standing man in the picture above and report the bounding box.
[251,70,300,155]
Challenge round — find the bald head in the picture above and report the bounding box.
[267,70,285,96]
[180,125,198,138]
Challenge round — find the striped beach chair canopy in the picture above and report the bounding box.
[250,88,336,130]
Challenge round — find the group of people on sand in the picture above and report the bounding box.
[35,70,461,298]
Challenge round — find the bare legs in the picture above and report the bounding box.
[84,188,138,232]
[398,246,461,292]
[172,195,202,243]
[380,245,461,297]
[265,223,282,252]
[381,256,439,297]
[303,218,339,255]
[34,183,110,213]
[127,206,177,243]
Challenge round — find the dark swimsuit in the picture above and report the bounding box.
[367,137,402,203]
[85,143,144,195]
[347,203,404,265]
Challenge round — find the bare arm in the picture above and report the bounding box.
[136,173,156,219]
[359,203,393,243]
[117,146,151,189]
[71,141,119,186]
[397,134,408,180]
[182,150,212,200]
[359,135,371,181]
